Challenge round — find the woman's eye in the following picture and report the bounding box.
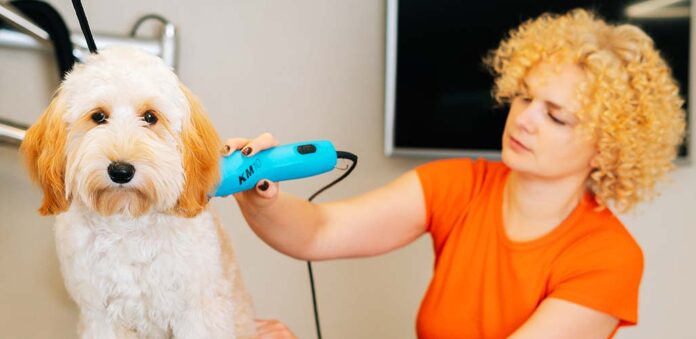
[548,112,567,126]
[143,111,158,125]
[91,111,107,124]
[516,95,532,103]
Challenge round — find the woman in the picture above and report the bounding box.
[244,9,686,338]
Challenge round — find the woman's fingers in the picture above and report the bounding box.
[225,134,280,202]
[255,319,297,339]
[223,133,279,157]
[241,132,279,157]
[223,138,250,156]
[255,179,279,199]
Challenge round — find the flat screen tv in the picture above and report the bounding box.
[385,0,691,161]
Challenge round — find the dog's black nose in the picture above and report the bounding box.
[107,161,135,184]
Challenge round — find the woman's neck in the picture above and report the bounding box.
[503,170,588,241]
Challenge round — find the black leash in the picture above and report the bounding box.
[71,0,97,54]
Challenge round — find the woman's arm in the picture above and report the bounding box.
[228,134,428,261]
[509,298,619,339]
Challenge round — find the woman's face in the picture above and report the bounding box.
[501,62,597,179]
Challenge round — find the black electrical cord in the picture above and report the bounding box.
[309,151,358,202]
[305,150,358,339]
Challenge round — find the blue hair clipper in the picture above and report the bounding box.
[212,140,338,197]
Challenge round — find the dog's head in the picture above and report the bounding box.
[21,47,221,218]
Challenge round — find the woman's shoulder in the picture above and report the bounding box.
[584,199,641,244]
[416,157,508,182]
[563,202,644,269]
[548,206,644,326]
[415,158,509,202]
[415,158,509,246]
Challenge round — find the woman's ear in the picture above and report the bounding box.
[175,85,222,217]
[20,93,69,215]
[589,149,600,169]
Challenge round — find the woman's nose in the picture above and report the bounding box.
[514,101,541,134]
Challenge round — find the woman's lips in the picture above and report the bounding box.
[509,135,531,152]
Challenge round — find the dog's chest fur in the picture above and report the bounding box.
[55,205,232,337]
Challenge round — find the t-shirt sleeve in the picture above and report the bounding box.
[548,230,644,325]
[415,158,488,254]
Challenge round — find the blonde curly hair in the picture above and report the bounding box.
[485,8,686,213]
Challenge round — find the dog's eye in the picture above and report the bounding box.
[143,111,158,125]
[91,111,107,124]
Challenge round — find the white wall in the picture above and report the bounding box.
[0,1,693,338]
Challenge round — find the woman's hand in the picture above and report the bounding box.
[255,319,298,339]
[224,134,427,262]
[223,133,280,208]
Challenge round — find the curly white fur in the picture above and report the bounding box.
[22,47,255,339]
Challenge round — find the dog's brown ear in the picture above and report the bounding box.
[20,93,69,215]
[175,85,221,217]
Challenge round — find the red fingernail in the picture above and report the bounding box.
[242,147,252,156]
[223,145,231,154]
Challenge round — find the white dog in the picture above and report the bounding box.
[21,47,256,339]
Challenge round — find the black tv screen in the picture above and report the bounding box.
[385,0,690,160]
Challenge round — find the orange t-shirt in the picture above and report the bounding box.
[415,159,643,339]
